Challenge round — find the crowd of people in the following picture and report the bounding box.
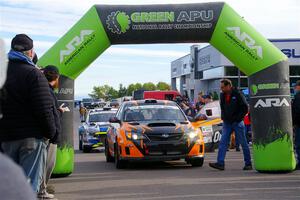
[0,34,64,199]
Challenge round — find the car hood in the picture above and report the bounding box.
[87,122,110,133]
[191,118,222,128]
[121,121,194,134]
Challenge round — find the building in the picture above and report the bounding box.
[171,39,300,101]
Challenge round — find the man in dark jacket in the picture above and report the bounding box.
[209,79,252,170]
[292,80,300,170]
[0,34,56,192]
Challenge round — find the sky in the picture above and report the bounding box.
[1,0,300,99]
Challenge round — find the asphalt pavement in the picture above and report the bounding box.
[49,108,300,200]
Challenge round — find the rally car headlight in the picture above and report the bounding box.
[186,131,198,139]
[126,132,145,140]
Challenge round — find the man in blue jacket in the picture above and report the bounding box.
[0,34,56,193]
[209,79,252,170]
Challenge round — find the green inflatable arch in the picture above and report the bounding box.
[38,2,296,175]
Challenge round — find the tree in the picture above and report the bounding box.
[156,82,171,90]
[142,82,156,90]
[89,85,118,101]
[127,84,136,96]
[118,83,127,97]
[126,83,143,96]
[134,83,142,90]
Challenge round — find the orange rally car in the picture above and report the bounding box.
[105,99,205,169]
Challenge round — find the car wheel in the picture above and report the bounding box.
[83,145,91,153]
[105,139,114,162]
[189,157,204,167]
[79,135,83,151]
[114,143,127,169]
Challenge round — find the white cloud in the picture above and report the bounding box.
[105,47,186,58]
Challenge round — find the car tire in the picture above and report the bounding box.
[105,139,114,162]
[79,135,83,151]
[83,145,91,153]
[114,143,127,169]
[189,157,204,167]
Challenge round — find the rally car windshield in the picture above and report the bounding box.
[89,113,115,122]
[123,105,186,122]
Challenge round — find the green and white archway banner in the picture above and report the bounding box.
[38,2,295,175]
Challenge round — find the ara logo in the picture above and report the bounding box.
[227,27,263,59]
[106,11,131,34]
[254,98,290,108]
[60,30,94,63]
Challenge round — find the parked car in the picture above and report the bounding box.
[105,99,205,169]
[190,101,223,152]
[109,99,120,107]
[82,98,94,109]
[78,107,117,153]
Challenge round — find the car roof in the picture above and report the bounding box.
[89,108,117,114]
[122,99,178,107]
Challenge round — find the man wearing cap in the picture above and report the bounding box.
[39,65,68,199]
[0,34,56,193]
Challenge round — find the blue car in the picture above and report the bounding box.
[78,107,117,153]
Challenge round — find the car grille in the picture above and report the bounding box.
[145,133,183,142]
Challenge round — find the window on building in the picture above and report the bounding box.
[230,78,248,89]
[195,71,203,79]
[225,66,238,76]
[290,66,300,76]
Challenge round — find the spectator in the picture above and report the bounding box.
[244,107,252,145]
[203,95,213,104]
[195,92,205,112]
[79,103,87,121]
[0,34,56,192]
[38,65,66,199]
[209,79,252,170]
[292,80,300,170]
[180,101,196,117]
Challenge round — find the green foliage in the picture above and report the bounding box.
[90,82,171,100]
[126,83,143,96]
[118,84,127,97]
[156,82,171,90]
[88,85,118,101]
[142,82,156,90]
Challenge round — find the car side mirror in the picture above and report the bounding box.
[109,117,121,124]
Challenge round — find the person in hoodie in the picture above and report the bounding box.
[0,34,56,193]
